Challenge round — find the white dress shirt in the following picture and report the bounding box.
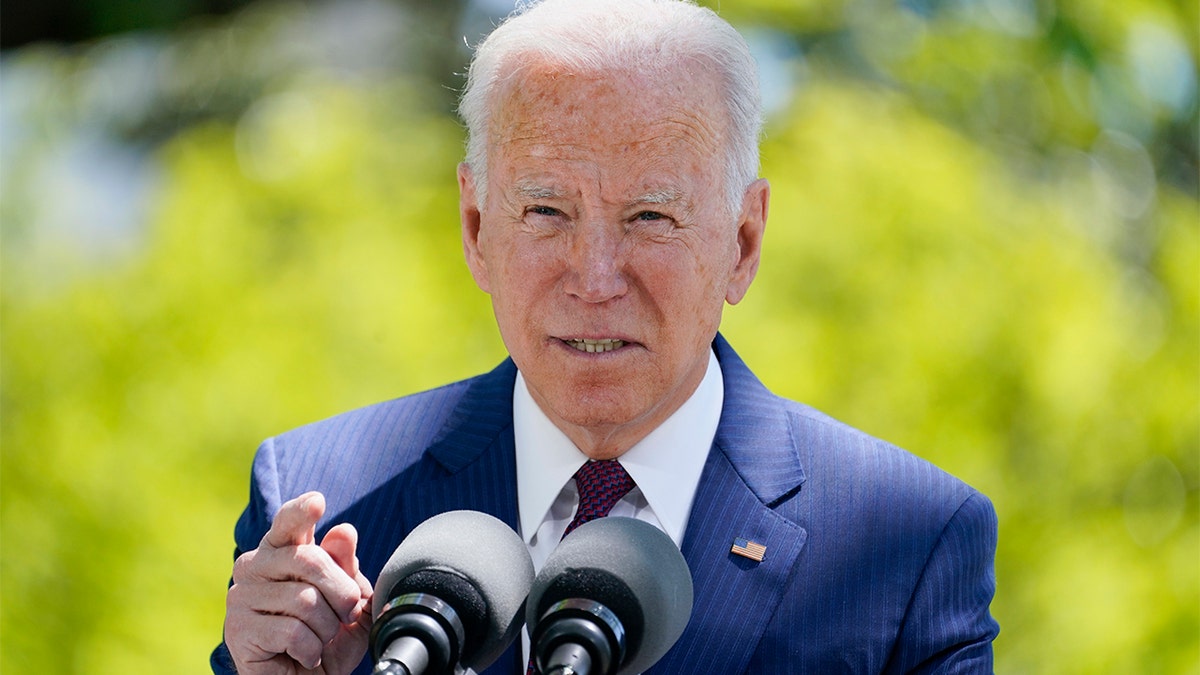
[512,348,723,668]
[514,348,723,569]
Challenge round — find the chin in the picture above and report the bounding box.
[553,387,643,429]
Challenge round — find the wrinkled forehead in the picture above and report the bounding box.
[487,57,729,157]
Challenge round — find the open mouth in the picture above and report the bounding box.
[563,338,626,353]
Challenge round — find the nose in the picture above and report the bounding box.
[562,223,628,303]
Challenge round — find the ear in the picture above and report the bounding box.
[458,162,491,293]
[726,178,769,305]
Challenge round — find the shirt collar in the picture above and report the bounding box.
[514,349,723,546]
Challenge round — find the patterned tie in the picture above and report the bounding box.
[527,459,636,674]
[562,459,636,538]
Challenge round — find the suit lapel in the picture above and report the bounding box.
[649,336,808,673]
[400,358,522,535]
[392,359,528,675]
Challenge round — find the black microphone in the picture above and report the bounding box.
[526,517,693,675]
[369,510,534,675]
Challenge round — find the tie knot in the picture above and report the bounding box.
[564,459,635,538]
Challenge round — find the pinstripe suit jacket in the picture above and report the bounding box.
[213,335,998,674]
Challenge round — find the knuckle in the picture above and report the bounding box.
[284,615,310,643]
[225,583,245,612]
[295,584,324,614]
[283,617,323,664]
[291,545,334,581]
[231,549,258,581]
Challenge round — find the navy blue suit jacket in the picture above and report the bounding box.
[213,336,998,674]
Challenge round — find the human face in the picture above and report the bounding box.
[459,62,768,458]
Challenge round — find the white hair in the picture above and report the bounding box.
[458,0,763,214]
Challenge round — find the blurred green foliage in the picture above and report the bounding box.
[1,0,1196,673]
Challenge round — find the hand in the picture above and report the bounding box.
[225,492,374,674]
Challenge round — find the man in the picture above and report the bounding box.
[214,0,999,673]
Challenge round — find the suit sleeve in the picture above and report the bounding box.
[210,439,284,674]
[885,491,1000,674]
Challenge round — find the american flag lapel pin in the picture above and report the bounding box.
[731,537,767,562]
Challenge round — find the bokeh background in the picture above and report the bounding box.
[2,0,1196,672]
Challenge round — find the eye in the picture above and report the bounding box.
[526,205,563,217]
[634,211,668,222]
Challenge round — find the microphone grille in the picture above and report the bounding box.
[374,510,534,670]
[528,517,693,675]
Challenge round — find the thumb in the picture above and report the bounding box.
[263,491,325,549]
[320,522,360,579]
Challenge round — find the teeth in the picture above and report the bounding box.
[566,338,625,353]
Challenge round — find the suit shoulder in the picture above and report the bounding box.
[782,398,983,517]
[272,376,477,454]
[250,375,489,508]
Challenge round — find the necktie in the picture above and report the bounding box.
[527,459,636,674]
[562,459,637,538]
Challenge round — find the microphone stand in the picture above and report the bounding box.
[532,598,622,675]
[541,642,593,675]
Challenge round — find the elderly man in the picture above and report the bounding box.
[213,0,999,673]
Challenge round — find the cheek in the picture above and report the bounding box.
[681,234,738,293]
[487,236,563,310]
[504,239,561,286]
[634,244,726,319]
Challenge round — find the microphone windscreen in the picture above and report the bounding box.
[374,510,534,671]
[527,517,694,675]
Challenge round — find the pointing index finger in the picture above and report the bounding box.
[263,491,325,550]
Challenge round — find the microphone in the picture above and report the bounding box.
[369,510,534,675]
[526,517,693,675]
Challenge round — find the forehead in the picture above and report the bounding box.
[488,60,728,172]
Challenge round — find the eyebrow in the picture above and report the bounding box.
[513,182,686,207]
[514,181,566,200]
[629,188,685,207]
